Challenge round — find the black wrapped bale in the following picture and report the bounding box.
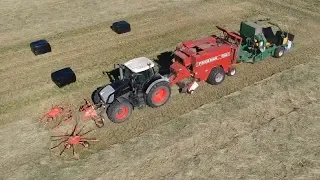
[111,21,131,34]
[51,67,76,88]
[30,39,51,55]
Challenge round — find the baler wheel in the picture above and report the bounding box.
[106,99,133,123]
[146,81,171,108]
[274,47,285,58]
[227,66,236,76]
[207,66,225,85]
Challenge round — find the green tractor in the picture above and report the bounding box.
[237,19,295,63]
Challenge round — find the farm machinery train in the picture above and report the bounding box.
[91,19,295,123]
[44,19,294,157]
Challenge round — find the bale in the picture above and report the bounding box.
[30,39,51,55]
[51,67,76,88]
[111,21,131,34]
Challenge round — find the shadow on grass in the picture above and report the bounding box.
[103,67,121,83]
[153,51,174,75]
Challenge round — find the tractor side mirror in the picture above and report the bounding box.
[130,73,138,82]
[131,73,137,78]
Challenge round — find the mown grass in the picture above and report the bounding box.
[1,1,320,179]
[0,0,250,125]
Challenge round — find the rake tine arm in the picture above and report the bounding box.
[81,140,99,143]
[64,117,73,122]
[79,129,95,136]
[43,121,48,127]
[51,140,68,149]
[52,119,63,130]
[50,134,69,138]
[51,138,67,141]
[80,138,98,141]
[58,100,65,107]
[76,125,86,136]
[72,145,75,156]
[40,114,49,122]
[59,146,67,155]
[51,134,69,138]
[71,123,78,136]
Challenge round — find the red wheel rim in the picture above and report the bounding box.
[115,106,129,120]
[152,88,168,104]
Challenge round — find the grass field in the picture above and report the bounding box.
[0,0,320,179]
[49,59,320,180]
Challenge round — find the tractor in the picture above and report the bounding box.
[168,26,243,94]
[92,57,171,123]
[237,19,295,63]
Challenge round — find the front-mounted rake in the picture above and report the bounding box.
[50,123,98,159]
[78,99,105,128]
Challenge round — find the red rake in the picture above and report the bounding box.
[40,103,73,130]
[79,99,105,128]
[50,123,98,159]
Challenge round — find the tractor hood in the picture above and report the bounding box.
[99,79,131,104]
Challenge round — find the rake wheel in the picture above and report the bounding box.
[50,123,97,159]
[40,103,74,130]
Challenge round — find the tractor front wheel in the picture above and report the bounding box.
[207,66,225,85]
[274,47,285,58]
[146,81,171,108]
[92,87,103,108]
[106,99,133,123]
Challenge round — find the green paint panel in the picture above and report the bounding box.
[240,21,263,38]
[236,20,294,63]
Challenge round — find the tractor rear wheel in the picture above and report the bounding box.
[146,81,171,108]
[207,66,225,85]
[106,99,133,123]
[274,47,285,58]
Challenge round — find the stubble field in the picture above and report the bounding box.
[0,0,320,179]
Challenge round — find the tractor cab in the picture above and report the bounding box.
[117,57,156,88]
[238,19,295,63]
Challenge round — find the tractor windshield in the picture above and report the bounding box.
[122,66,134,78]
